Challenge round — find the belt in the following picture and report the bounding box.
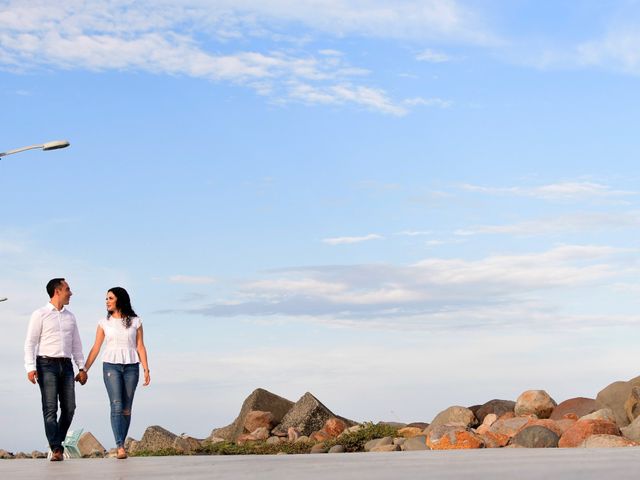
[37,356,71,361]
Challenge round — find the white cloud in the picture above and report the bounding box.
[460,181,637,201]
[395,230,432,236]
[416,48,452,63]
[403,96,452,108]
[0,0,493,115]
[322,233,383,245]
[168,275,217,285]
[456,212,640,236]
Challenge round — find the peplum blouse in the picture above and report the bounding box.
[99,316,142,365]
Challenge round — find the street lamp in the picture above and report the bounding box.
[0,140,70,159]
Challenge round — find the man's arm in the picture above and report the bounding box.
[70,315,85,370]
[24,309,42,383]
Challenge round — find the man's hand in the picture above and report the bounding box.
[27,370,37,384]
[75,370,88,385]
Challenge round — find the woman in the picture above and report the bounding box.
[83,287,150,459]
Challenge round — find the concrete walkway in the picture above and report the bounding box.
[2,448,640,479]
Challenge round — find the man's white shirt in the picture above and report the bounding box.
[24,303,85,372]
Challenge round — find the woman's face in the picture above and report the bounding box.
[106,291,118,313]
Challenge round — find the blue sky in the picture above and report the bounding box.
[2,0,640,452]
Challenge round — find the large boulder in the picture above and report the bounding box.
[424,406,477,436]
[624,386,640,423]
[77,432,106,457]
[244,411,276,433]
[510,426,559,448]
[475,400,516,424]
[172,435,202,454]
[620,415,640,442]
[272,392,354,437]
[549,397,598,421]
[488,415,530,439]
[579,434,638,448]
[558,419,620,448]
[211,388,294,442]
[137,426,178,452]
[402,435,429,451]
[595,375,640,427]
[514,390,557,419]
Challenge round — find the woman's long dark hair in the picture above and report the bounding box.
[107,287,138,328]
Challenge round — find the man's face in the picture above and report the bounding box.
[56,281,72,305]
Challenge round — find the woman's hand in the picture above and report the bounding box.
[143,369,151,386]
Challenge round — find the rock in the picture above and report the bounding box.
[517,419,564,437]
[0,449,14,459]
[397,427,424,438]
[310,444,328,454]
[266,436,282,445]
[295,436,310,443]
[475,400,516,424]
[272,392,353,437]
[554,419,578,434]
[344,425,363,434]
[515,390,557,419]
[426,425,484,450]
[595,375,640,428]
[324,418,348,437]
[393,437,406,446]
[236,433,258,445]
[15,452,28,459]
[206,437,225,446]
[137,426,178,452]
[510,426,559,448]
[620,416,640,442]
[425,406,478,436]
[288,427,301,442]
[558,419,621,448]
[364,436,393,452]
[126,439,140,455]
[310,430,332,442]
[625,386,640,423]
[328,445,346,453]
[173,435,202,454]
[488,416,530,438]
[580,408,616,423]
[211,388,294,442]
[31,450,47,459]
[550,397,598,421]
[480,431,510,448]
[77,431,106,457]
[402,435,428,451]
[370,444,400,452]
[251,427,270,441]
[244,410,276,433]
[476,413,498,435]
[406,422,429,430]
[580,434,639,448]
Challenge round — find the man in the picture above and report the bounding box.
[24,278,88,461]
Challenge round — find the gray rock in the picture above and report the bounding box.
[14,452,28,459]
[137,425,178,452]
[620,415,640,441]
[364,436,393,452]
[272,392,354,437]
[596,375,640,427]
[328,445,346,453]
[402,436,428,451]
[510,426,559,448]
[393,437,406,446]
[425,406,478,436]
[580,434,638,448]
[475,400,516,423]
[173,435,202,454]
[0,449,14,459]
[266,436,282,445]
[78,431,106,457]
[295,435,310,443]
[370,444,400,452]
[211,388,294,442]
[310,444,328,454]
[31,450,46,459]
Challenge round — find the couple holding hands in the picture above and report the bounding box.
[24,278,150,460]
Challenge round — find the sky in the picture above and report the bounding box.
[2,0,640,452]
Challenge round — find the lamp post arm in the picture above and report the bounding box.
[0,145,43,158]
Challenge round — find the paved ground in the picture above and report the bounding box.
[2,448,640,479]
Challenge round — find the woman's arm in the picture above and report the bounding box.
[84,325,105,373]
[136,325,151,386]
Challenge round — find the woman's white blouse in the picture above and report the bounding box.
[98,316,142,364]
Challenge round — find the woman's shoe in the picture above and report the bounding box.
[116,448,128,459]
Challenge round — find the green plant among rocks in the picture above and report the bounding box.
[200,440,314,455]
[322,422,400,452]
[130,448,186,457]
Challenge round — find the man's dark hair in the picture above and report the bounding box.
[46,278,66,298]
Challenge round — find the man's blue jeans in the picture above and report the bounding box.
[36,356,76,453]
[103,362,139,447]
